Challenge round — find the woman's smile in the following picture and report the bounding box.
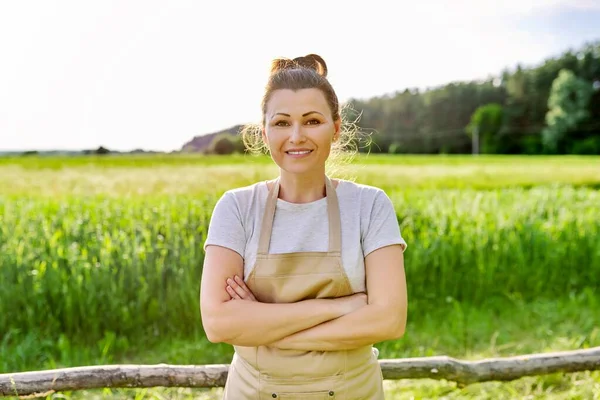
[285,149,314,158]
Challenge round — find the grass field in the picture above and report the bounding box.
[1,153,599,399]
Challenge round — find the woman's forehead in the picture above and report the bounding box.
[266,88,330,116]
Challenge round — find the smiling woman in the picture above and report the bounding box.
[261,88,340,180]
[240,54,358,180]
[199,54,408,400]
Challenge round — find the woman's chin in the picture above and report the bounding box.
[279,163,322,176]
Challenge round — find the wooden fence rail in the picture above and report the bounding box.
[1,347,599,397]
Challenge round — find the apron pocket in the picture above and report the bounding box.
[277,391,334,399]
[260,373,341,400]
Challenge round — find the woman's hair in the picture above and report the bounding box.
[240,54,366,175]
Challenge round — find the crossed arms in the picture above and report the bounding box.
[199,244,407,351]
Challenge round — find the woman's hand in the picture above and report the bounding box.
[226,275,257,301]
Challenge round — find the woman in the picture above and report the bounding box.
[200,54,408,399]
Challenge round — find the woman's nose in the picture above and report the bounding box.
[289,124,306,143]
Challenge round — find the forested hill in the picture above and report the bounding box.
[346,40,600,155]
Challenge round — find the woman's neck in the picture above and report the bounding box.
[276,169,327,204]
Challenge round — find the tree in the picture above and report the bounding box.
[207,134,245,155]
[466,103,504,154]
[95,146,111,155]
[542,69,594,153]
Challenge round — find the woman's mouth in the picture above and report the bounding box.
[285,150,313,158]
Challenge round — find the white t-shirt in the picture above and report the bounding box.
[203,179,407,293]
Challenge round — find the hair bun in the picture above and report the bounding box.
[270,54,328,77]
[293,54,328,77]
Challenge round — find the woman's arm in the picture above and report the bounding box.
[200,244,366,347]
[267,244,407,351]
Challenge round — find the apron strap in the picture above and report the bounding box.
[325,176,342,254]
[257,176,342,255]
[257,178,281,255]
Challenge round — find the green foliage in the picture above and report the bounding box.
[352,81,506,154]
[95,146,111,155]
[388,142,402,154]
[347,40,600,155]
[466,103,504,153]
[542,69,594,153]
[206,133,245,155]
[571,136,600,155]
[0,197,209,343]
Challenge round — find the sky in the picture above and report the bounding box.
[1,0,599,152]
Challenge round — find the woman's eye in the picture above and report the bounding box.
[274,120,289,127]
[306,119,321,125]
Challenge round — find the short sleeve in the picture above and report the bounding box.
[203,191,246,259]
[362,190,407,257]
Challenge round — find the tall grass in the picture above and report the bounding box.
[0,197,214,341]
[393,186,600,304]
[1,186,598,349]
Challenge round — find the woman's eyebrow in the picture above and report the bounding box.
[272,111,324,118]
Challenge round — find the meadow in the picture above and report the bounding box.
[1,153,599,399]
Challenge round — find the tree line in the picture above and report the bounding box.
[345,40,600,155]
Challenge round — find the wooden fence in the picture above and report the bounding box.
[1,346,599,397]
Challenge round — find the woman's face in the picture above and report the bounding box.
[262,88,340,176]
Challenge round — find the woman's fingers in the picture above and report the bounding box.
[226,278,246,299]
[234,275,257,300]
[226,284,241,300]
[226,276,257,301]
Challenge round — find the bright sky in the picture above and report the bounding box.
[1,0,599,152]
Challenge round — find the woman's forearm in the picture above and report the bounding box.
[204,298,346,347]
[269,304,405,351]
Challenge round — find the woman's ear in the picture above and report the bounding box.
[333,119,342,141]
[261,127,267,144]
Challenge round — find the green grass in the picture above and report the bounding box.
[1,154,599,399]
[0,154,599,197]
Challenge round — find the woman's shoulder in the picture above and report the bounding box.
[223,181,265,198]
[336,178,389,202]
[215,181,268,215]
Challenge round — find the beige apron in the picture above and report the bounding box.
[222,176,384,400]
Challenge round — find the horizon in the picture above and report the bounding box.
[1,0,599,152]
